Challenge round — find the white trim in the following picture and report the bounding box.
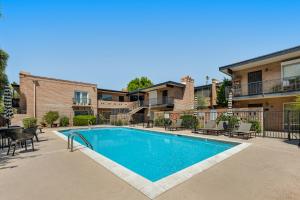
[54,128,250,199]
[281,58,300,66]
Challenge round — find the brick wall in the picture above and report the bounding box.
[19,72,98,124]
[174,76,195,111]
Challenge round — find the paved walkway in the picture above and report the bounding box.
[0,126,300,200]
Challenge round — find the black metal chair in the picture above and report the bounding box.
[7,128,35,156]
[24,127,39,142]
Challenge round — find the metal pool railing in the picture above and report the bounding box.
[67,132,93,152]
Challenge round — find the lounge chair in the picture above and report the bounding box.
[200,121,227,135]
[7,128,35,156]
[195,120,216,134]
[231,122,254,139]
[168,119,184,131]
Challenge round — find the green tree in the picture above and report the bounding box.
[217,78,232,107]
[127,77,153,92]
[0,49,9,96]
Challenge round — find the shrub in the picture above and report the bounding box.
[44,111,59,127]
[216,113,229,124]
[73,115,96,126]
[23,117,37,128]
[115,119,123,126]
[216,113,240,129]
[154,117,165,127]
[180,115,199,129]
[98,114,106,125]
[123,120,128,126]
[59,116,70,127]
[248,120,262,133]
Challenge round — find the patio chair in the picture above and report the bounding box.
[7,128,35,156]
[168,119,184,131]
[36,125,44,134]
[24,127,39,142]
[201,121,227,135]
[195,120,216,134]
[231,122,254,139]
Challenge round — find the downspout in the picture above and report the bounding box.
[33,80,37,118]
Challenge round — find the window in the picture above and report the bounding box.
[119,96,124,102]
[196,88,211,98]
[283,63,300,79]
[74,110,90,116]
[74,91,89,104]
[101,94,113,101]
[282,60,300,91]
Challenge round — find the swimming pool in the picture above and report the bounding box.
[60,127,237,182]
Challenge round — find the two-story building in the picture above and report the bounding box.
[17,72,196,124]
[219,46,300,130]
[220,45,300,112]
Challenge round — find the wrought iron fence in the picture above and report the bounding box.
[164,109,300,140]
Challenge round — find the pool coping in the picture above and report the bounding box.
[54,127,251,199]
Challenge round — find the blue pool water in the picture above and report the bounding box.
[60,128,237,182]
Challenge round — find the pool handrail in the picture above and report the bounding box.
[67,132,93,152]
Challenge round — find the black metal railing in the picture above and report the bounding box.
[164,110,300,140]
[72,98,91,106]
[229,76,300,97]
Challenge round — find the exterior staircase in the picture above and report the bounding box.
[110,101,147,123]
[128,106,145,115]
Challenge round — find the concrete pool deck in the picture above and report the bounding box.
[1,126,300,200]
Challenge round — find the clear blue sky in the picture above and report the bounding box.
[1,0,300,89]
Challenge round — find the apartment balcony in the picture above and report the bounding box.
[142,97,175,107]
[230,76,300,99]
[72,98,92,106]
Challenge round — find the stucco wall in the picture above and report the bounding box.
[233,96,296,112]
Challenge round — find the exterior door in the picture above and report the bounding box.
[162,90,168,104]
[248,70,262,95]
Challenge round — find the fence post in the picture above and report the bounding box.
[288,110,290,140]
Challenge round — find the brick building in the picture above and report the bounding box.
[16,72,204,124]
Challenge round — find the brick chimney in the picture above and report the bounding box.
[211,79,218,107]
[174,76,195,111]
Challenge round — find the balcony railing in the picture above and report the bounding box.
[230,76,300,97]
[141,97,175,107]
[72,98,91,106]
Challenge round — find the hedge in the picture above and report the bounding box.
[59,116,70,127]
[73,115,96,126]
